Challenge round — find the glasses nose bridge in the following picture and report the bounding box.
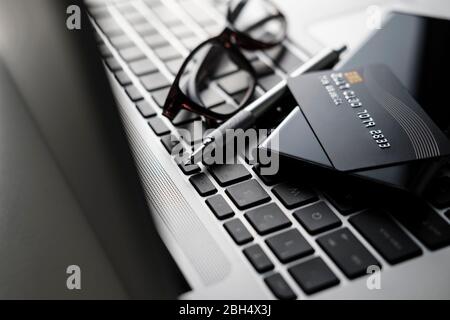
[217,27,237,48]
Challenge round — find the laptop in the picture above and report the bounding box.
[0,0,448,299]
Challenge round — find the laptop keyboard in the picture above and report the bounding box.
[86,0,450,299]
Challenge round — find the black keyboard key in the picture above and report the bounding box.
[201,89,225,109]
[272,183,318,209]
[393,204,450,250]
[289,257,339,294]
[148,117,170,136]
[109,34,134,49]
[243,244,274,273]
[266,229,314,263]
[166,58,184,75]
[189,173,217,197]
[210,103,237,116]
[245,203,291,235]
[172,110,200,126]
[115,70,132,86]
[154,45,182,61]
[266,46,303,73]
[226,180,270,210]
[446,210,450,220]
[253,165,280,186]
[117,4,137,16]
[242,50,258,61]
[206,195,234,220]
[217,71,250,95]
[119,46,145,62]
[323,185,364,215]
[294,202,342,235]
[152,88,170,108]
[153,6,182,26]
[89,7,110,20]
[160,134,180,154]
[136,100,156,118]
[209,164,251,187]
[129,59,157,76]
[141,72,170,92]
[170,24,194,38]
[428,176,450,209]
[180,35,202,50]
[264,273,296,300]
[211,56,239,79]
[144,33,169,48]
[224,219,253,245]
[178,163,201,176]
[125,85,143,101]
[97,17,123,37]
[124,12,146,26]
[205,24,222,36]
[176,121,208,146]
[99,44,112,57]
[252,59,274,77]
[349,210,422,264]
[134,23,156,36]
[258,73,283,92]
[105,57,121,71]
[317,228,380,279]
[232,90,261,105]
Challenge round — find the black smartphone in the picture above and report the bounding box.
[334,11,450,195]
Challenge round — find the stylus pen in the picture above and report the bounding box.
[187,45,347,165]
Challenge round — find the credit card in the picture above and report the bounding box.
[283,64,450,172]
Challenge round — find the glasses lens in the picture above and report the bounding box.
[228,0,286,44]
[179,41,256,121]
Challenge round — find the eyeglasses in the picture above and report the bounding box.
[162,0,287,123]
